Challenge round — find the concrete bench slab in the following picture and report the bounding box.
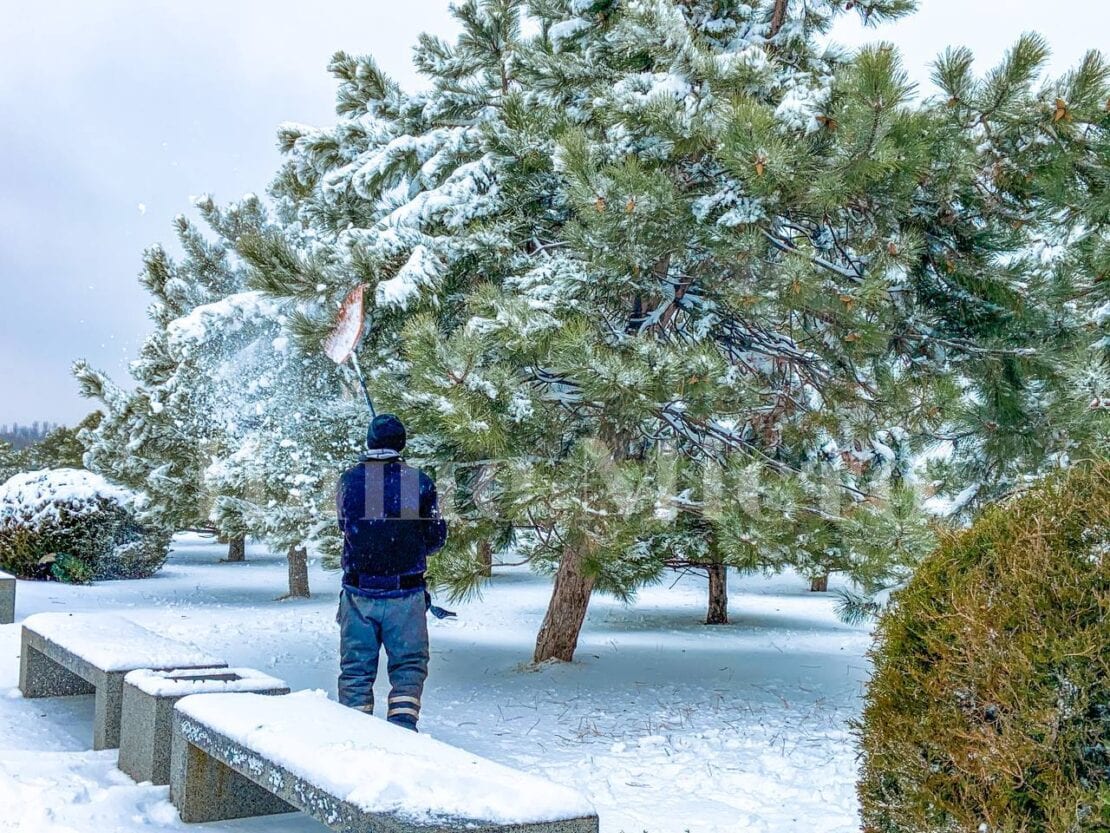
[19,612,225,750]
[171,690,599,833]
[119,667,289,786]
[0,570,13,625]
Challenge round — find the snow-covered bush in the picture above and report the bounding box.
[858,462,1110,833]
[0,469,170,582]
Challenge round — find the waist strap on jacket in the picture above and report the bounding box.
[344,572,425,592]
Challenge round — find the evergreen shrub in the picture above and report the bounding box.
[858,461,1110,833]
[0,468,170,582]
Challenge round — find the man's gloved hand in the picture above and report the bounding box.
[424,590,457,620]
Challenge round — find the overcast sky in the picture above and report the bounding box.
[1,1,1105,426]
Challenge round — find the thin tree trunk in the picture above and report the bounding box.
[477,539,493,578]
[769,0,789,39]
[286,545,310,598]
[810,572,829,593]
[533,545,595,664]
[226,534,246,562]
[706,563,729,625]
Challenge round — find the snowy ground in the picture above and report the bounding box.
[0,535,873,833]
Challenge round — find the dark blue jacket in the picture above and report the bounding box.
[336,451,447,597]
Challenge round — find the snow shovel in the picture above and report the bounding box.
[323,285,375,417]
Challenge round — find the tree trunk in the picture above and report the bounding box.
[286,546,310,598]
[706,563,729,625]
[769,0,789,38]
[810,572,829,593]
[477,539,493,578]
[533,545,595,664]
[226,534,246,562]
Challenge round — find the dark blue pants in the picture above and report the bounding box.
[337,588,429,730]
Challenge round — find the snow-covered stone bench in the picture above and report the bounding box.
[119,667,289,786]
[170,690,600,832]
[19,612,225,750]
[0,570,14,624]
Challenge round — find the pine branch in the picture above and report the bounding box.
[834,588,883,625]
[761,227,865,285]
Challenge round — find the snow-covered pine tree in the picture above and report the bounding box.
[258,0,1103,660]
[910,37,1110,516]
[164,203,358,598]
[78,195,361,594]
[502,1,1102,635]
[257,0,543,588]
[75,197,264,555]
[259,0,657,656]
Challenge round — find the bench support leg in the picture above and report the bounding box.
[93,673,126,751]
[19,642,94,699]
[170,737,295,823]
[0,576,13,625]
